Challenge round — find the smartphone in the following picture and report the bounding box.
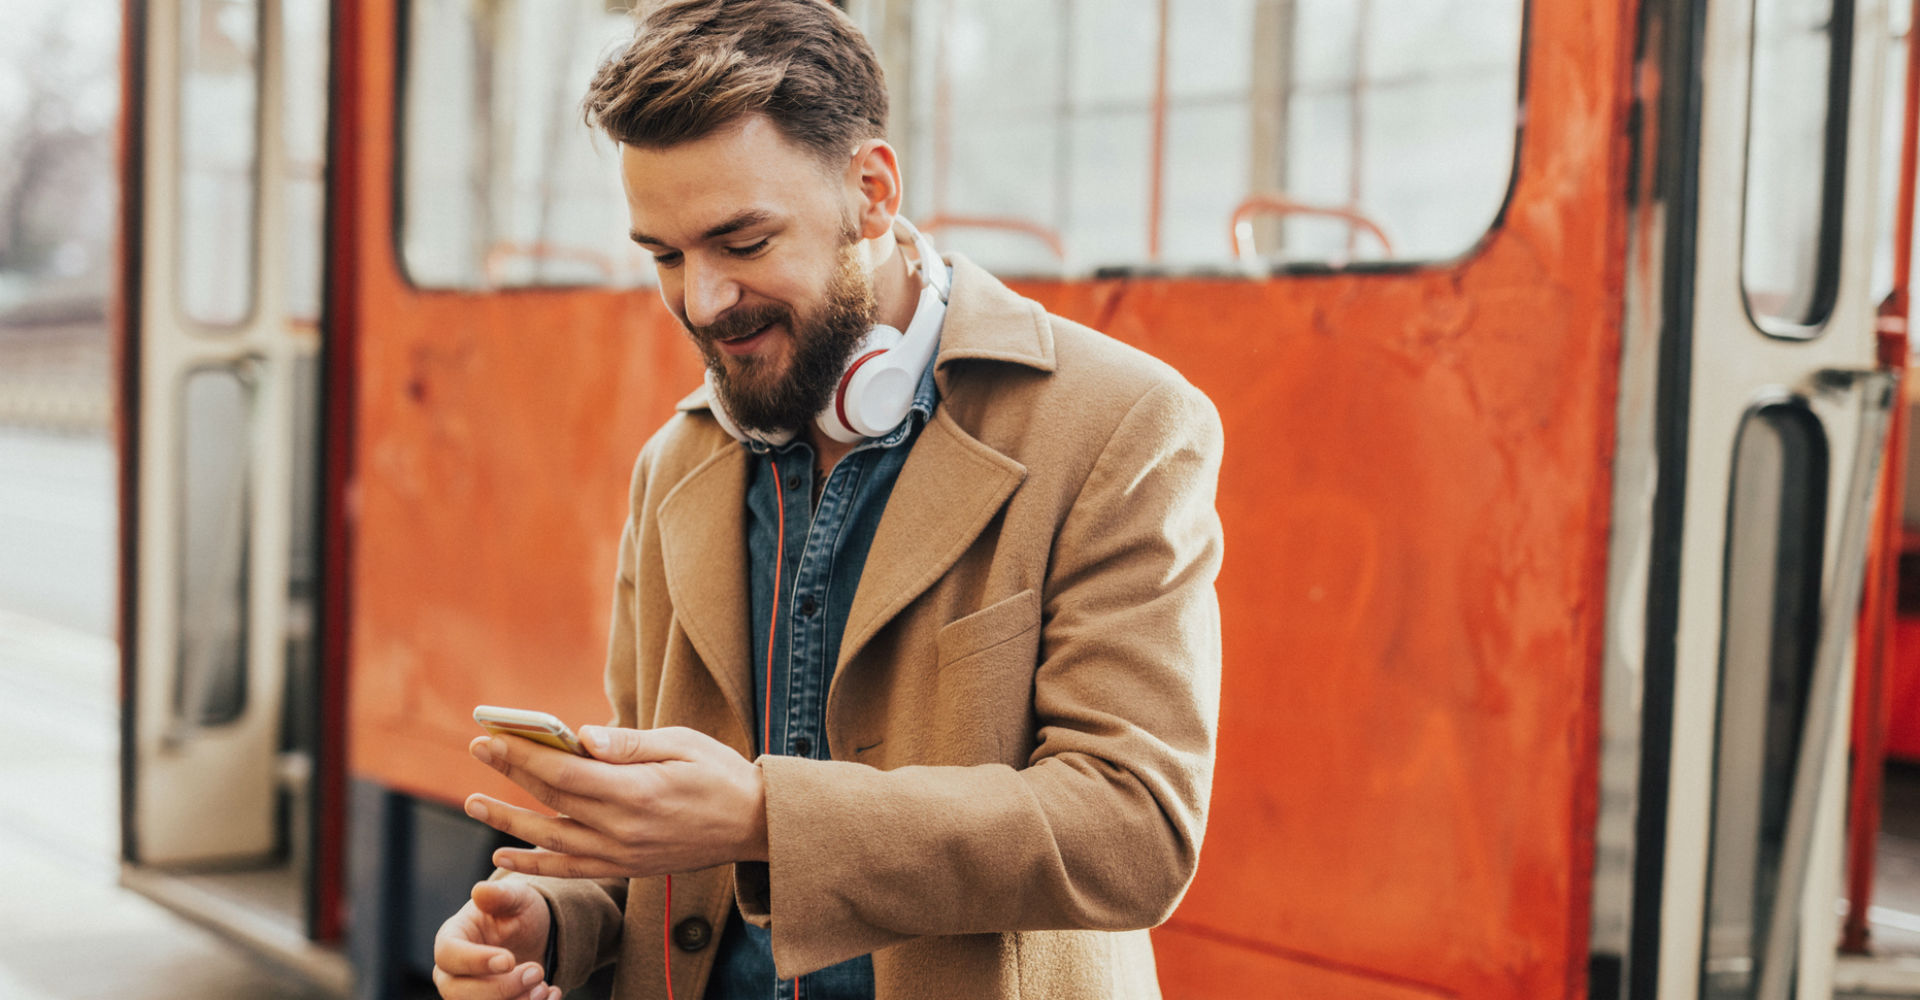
[472,705,590,756]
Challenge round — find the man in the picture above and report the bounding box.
[432,1,1223,998]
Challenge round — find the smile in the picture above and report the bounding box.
[716,322,778,356]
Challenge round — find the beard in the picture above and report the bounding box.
[692,238,876,436]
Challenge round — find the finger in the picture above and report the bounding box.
[467,796,627,860]
[434,908,518,977]
[493,845,640,880]
[578,725,697,763]
[469,878,540,918]
[432,960,547,1000]
[470,738,609,817]
[433,930,517,977]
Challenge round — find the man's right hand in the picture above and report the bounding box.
[432,879,560,1000]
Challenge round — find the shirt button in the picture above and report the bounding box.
[672,916,712,952]
[799,596,818,616]
[794,736,813,756]
[785,475,801,492]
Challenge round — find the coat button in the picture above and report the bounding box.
[793,736,812,756]
[799,596,818,616]
[672,916,712,952]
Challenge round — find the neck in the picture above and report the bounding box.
[869,237,922,333]
[803,424,859,478]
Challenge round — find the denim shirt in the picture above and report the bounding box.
[703,341,941,1000]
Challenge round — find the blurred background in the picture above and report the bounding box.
[13,0,1920,998]
[0,1,337,997]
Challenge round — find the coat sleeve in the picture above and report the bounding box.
[504,438,656,991]
[736,377,1225,977]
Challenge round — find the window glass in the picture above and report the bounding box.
[176,0,262,327]
[282,0,329,322]
[855,0,1525,277]
[175,365,257,730]
[1869,1,1905,304]
[399,0,650,289]
[1699,405,1827,999]
[1743,0,1852,334]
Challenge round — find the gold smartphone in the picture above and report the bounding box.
[472,705,589,756]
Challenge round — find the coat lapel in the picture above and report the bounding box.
[837,408,1026,675]
[834,254,1045,675]
[656,444,756,747]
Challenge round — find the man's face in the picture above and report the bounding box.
[622,116,877,434]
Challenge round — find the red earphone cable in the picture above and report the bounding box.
[661,873,676,1000]
[767,456,782,763]
[766,459,796,997]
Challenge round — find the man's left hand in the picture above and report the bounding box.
[465,725,769,879]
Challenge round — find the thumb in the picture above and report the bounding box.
[471,878,538,916]
[579,725,676,763]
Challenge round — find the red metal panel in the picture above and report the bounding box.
[337,0,1633,994]
[1047,6,1633,996]
[336,3,700,812]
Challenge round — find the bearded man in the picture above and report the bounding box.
[431,1,1223,998]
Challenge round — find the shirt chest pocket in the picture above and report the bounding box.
[928,588,1043,765]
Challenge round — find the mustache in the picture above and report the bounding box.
[690,304,789,345]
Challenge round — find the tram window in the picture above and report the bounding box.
[1742,0,1853,335]
[282,0,329,322]
[850,0,1524,277]
[176,0,263,328]
[1872,4,1911,308]
[398,0,651,289]
[175,366,258,730]
[1698,404,1827,999]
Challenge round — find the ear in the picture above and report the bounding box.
[845,139,903,241]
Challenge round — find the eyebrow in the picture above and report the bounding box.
[630,209,777,248]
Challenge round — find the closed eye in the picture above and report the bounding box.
[725,239,771,259]
[651,251,683,268]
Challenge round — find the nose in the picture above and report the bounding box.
[680,257,742,330]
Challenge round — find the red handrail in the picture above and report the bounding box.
[1844,0,1920,956]
[920,214,1069,261]
[1229,195,1394,263]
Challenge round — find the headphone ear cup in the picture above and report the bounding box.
[818,324,904,443]
[842,361,917,437]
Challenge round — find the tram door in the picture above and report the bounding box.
[1637,0,1896,996]
[122,0,333,947]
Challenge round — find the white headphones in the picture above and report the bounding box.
[705,216,949,447]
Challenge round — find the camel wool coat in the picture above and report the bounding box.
[520,255,1224,1000]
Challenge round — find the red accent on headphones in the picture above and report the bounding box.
[834,349,891,439]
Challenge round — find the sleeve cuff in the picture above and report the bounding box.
[497,872,627,992]
[733,861,772,927]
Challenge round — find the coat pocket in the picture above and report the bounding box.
[929,589,1043,765]
[935,588,1043,667]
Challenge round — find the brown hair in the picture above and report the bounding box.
[583,0,888,167]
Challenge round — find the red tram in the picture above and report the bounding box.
[111,0,1920,997]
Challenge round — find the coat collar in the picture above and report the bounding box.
[835,407,1024,675]
[671,252,1055,415]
